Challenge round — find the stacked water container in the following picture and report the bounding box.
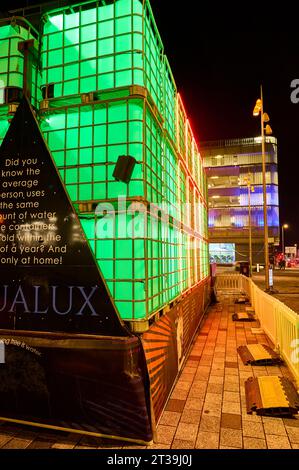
[0,0,209,326]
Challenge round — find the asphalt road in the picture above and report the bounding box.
[252,268,299,314]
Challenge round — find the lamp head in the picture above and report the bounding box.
[253,98,262,116]
[265,124,273,135]
[263,112,270,123]
[283,224,289,229]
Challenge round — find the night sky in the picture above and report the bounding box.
[149,1,299,246]
[2,1,299,245]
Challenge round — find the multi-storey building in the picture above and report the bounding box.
[201,137,279,265]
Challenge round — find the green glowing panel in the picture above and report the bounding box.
[98,20,114,38]
[98,259,114,279]
[65,149,78,165]
[94,183,106,199]
[0,25,11,39]
[98,73,114,90]
[115,17,131,35]
[115,260,132,279]
[80,42,97,60]
[48,67,63,82]
[44,14,63,34]
[80,148,93,165]
[115,0,132,16]
[107,144,126,163]
[108,101,127,122]
[94,147,106,163]
[108,122,127,144]
[48,49,63,67]
[65,168,78,184]
[94,125,106,145]
[64,46,79,63]
[79,167,92,183]
[48,130,65,151]
[96,239,113,259]
[115,301,132,320]
[98,56,113,73]
[81,8,96,25]
[0,120,9,145]
[82,24,97,42]
[66,185,77,200]
[48,32,63,49]
[80,126,92,146]
[54,151,65,166]
[79,184,92,200]
[134,302,146,319]
[129,100,143,120]
[98,2,114,20]
[65,12,79,29]
[65,28,79,45]
[116,282,133,301]
[116,70,132,87]
[134,260,145,278]
[63,80,79,95]
[79,107,92,126]
[134,284,146,301]
[64,63,79,80]
[48,114,66,129]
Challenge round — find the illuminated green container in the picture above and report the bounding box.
[40,0,176,142]
[38,0,209,323]
[0,18,42,108]
[0,1,209,324]
[40,95,178,210]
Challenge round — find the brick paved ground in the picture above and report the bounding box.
[0,294,298,449]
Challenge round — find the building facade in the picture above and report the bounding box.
[201,137,279,265]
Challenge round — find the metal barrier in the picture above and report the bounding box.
[214,273,244,293]
[215,273,299,388]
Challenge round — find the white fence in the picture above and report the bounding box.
[214,273,243,293]
[216,273,299,387]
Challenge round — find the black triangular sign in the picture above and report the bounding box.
[0,97,129,337]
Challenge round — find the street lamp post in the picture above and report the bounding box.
[281,223,289,257]
[244,173,254,277]
[253,85,273,291]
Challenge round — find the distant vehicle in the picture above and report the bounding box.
[286,258,297,268]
